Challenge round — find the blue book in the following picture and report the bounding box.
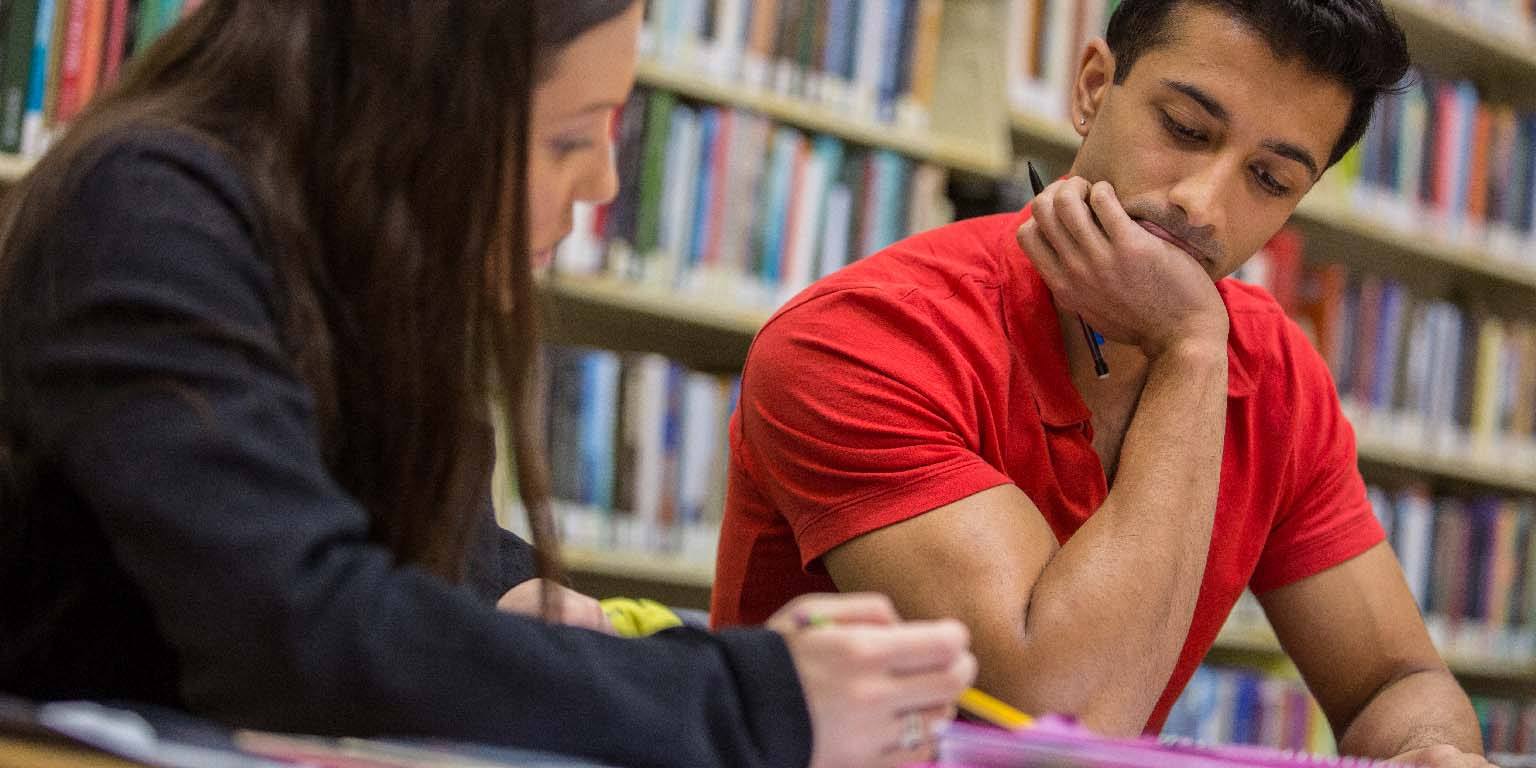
[875,0,911,123]
[1230,673,1263,745]
[1371,280,1404,410]
[688,108,719,271]
[1417,75,1440,210]
[20,0,55,155]
[1522,115,1536,236]
[1380,91,1402,194]
[579,353,620,511]
[758,127,800,284]
[865,150,910,254]
[1450,81,1479,228]
[823,0,854,83]
[1356,95,1380,191]
[1466,498,1497,623]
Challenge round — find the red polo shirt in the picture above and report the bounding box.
[711,208,1384,733]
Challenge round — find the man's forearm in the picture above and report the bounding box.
[998,340,1228,732]
[1339,669,1484,760]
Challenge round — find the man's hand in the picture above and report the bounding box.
[497,578,615,634]
[1016,176,1228,357]
[1390,745,1499,767]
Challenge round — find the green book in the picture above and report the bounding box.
[133,0,160,53]
[633,90,675,259]
[0,0,41,153]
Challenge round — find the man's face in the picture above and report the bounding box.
[1070,4,1354,280]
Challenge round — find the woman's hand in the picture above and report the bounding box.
[767,593,977,768]
[497,578,614,634]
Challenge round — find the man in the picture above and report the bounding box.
[711,1,1493,765]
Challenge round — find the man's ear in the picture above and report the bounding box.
[1071,38,1116,137]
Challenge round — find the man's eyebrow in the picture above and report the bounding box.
[1162,79,1321,180]
[1262,139,1321,180]
[1162,79,1227,123]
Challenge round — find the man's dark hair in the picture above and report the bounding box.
[1105,0,1411,167]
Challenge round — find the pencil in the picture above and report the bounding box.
[1026,162,1110,379]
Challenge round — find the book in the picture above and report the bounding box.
[0,0,41,152]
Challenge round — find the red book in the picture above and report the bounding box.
[74,0,110,113]
[1262,228,1304,318]
[777,135,811,290]
[1350,275,1383,405]
[1431,82,1459,217]
[54,0,89,124]
[702,111,733,267]
[1465,104,1492,226]
[101,0,130,88]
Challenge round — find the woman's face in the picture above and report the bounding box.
[526,3,643,262]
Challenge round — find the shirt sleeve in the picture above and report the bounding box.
[12,135,811,768]
[463,499,539,604]
[1250,321,1385,594]
[738,288,1012,569]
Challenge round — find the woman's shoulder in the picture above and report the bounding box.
[8,124,281,339]
[57,125,261,234]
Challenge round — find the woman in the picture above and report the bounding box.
[0,2,975,767]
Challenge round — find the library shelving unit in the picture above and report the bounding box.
[0,153,32,185]
[538,0,1536,702]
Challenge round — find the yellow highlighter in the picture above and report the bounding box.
[957,687,1034,730]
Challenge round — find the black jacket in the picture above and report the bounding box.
[0,130,810,768]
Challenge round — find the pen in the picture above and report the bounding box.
[1026,161,1109,379]
[795,613,1035,731]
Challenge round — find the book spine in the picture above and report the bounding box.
[19,0,53,155]
[0,0,40,153]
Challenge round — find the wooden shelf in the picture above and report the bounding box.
[1355,431,1536,496]
[1213,617,1536,695]
[1012,112,1536,309]
[635,60,1011,179]
[541,274,1536,492]
[0,152,34,184]
[557,541,1536,691]
[537,274,769,374]
[563,547,715,590]
[1384,0,1536,105]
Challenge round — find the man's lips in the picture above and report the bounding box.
[1136,219,1207,265]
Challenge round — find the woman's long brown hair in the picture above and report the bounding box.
[0,0,634,601]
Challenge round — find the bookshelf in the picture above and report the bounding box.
[1209,613,1536,698]
[556,540,1536,694]
[538,274,765,375]
[636,60,1011,178]
[1009,113,1536,313]
[0,153,33,185]
[1384,0,1536,107]
[539,272,1536,497]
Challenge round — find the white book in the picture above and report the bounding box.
[906,164,951,236]
[818,183,854,279]
[711,0,748,81]
[1396,488,1434,607]
[720,112,768,282]
[1007,0,1040,105]
[1399,85,1428,217]
[783,142,832,298]
[852,0,887,120]
[1039,0,1076,122]
[677,373,723,526]
[676,0,707,69]
[627,355,671,535]
[659,105,702,284]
